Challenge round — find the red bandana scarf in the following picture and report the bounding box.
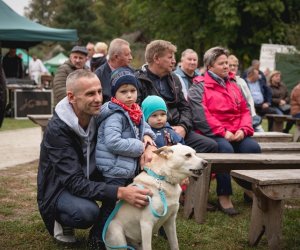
[111,97,142,125]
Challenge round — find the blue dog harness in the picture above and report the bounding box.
[102,167,168,249]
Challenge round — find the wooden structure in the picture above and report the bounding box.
[27,114,52,134]
[231,169,300,249]
[251,131,293,142]
[183,153,300,224]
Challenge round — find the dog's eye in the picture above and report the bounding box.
[185,153,192,158]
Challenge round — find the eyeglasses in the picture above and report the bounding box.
[229,64,238,68]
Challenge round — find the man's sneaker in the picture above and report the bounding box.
[54,220,76,244]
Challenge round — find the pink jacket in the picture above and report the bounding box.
[188,71,253,138]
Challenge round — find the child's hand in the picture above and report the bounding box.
[143,135,156,149]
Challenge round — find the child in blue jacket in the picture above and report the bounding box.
[93,68,155,247]
[141,95,185,147]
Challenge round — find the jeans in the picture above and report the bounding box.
[55,190,100,229]
[213,137,261,196]
[185,130,218,153]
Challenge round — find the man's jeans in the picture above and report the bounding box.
[55,190,100,229]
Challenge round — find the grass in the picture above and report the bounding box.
[0,118,38,131]
[0,161,299,249]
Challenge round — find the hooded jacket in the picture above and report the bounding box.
[135,65,192,134]
[95,102,155,178]
[37,97,118,236]
[188,71,253,138]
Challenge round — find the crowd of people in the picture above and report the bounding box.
[36,38,300,249]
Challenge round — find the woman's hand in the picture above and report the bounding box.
[224,131,235,141]
[233,130,245,141]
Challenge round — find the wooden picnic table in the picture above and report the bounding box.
[231,169,300,249]
[27,114,52,134]
[184,153,300,224]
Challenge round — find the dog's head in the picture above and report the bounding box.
[150,144,208,184]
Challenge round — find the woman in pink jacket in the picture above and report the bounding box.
[188,47,261,216]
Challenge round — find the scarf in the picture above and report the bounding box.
[111,97,142,125]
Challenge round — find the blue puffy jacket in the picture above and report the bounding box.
[95,102,155,178]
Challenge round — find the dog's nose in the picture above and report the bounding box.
[202,160,208,168]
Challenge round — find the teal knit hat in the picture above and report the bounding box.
[141,95,167,121]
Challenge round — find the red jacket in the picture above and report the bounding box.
[188,71,253,138]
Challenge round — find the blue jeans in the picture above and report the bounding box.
[55,190,100,229]
[213,137,261,196]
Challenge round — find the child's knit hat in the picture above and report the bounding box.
[110,67,139,96]
[141,95,167,121]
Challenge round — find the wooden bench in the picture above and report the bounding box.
[231,169,300,249]
[258,142,300,154]
[183,153,300,224]
[252,131,293,142]
[27,114,52,134]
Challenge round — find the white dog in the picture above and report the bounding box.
[104,144,208,250]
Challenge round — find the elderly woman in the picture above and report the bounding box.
[187,47,261,216]
[269,70,290,114]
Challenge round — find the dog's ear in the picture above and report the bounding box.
[153,146,174,159]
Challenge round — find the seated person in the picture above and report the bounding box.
[228,55,264,132]
[141,95,185,147]
[269,70,290,114]
[244,66,277,130]
[291,81,300,119]
[269,70,293,133]
[2,48,24,79]
[188,46,261,216]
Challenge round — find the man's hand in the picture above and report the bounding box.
[233,129,245,141]
[262,102,269,109]
[279,99,286,106]
[117,186,153,208]
[224,131,235,141]
[140,145,156,167]
[172,125,186,138]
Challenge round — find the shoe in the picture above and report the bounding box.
[53,220,76,244]
[217,200,239,216]
[87,237,106,250]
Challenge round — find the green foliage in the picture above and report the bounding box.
[24,0,300,67]
[53,0,99,46]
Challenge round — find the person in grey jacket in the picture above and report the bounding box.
[95,68,156,246]
[53,46,89,106]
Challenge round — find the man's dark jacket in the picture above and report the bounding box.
[37,111,117,235]
[135,66,192,133]
[95,62,112,103]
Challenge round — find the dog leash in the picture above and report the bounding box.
[102,168,168,249]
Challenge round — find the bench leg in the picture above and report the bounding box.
[249,194,283,249]
[265,199,283,250]
[183,164,211,224]
[249,195,265,246]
